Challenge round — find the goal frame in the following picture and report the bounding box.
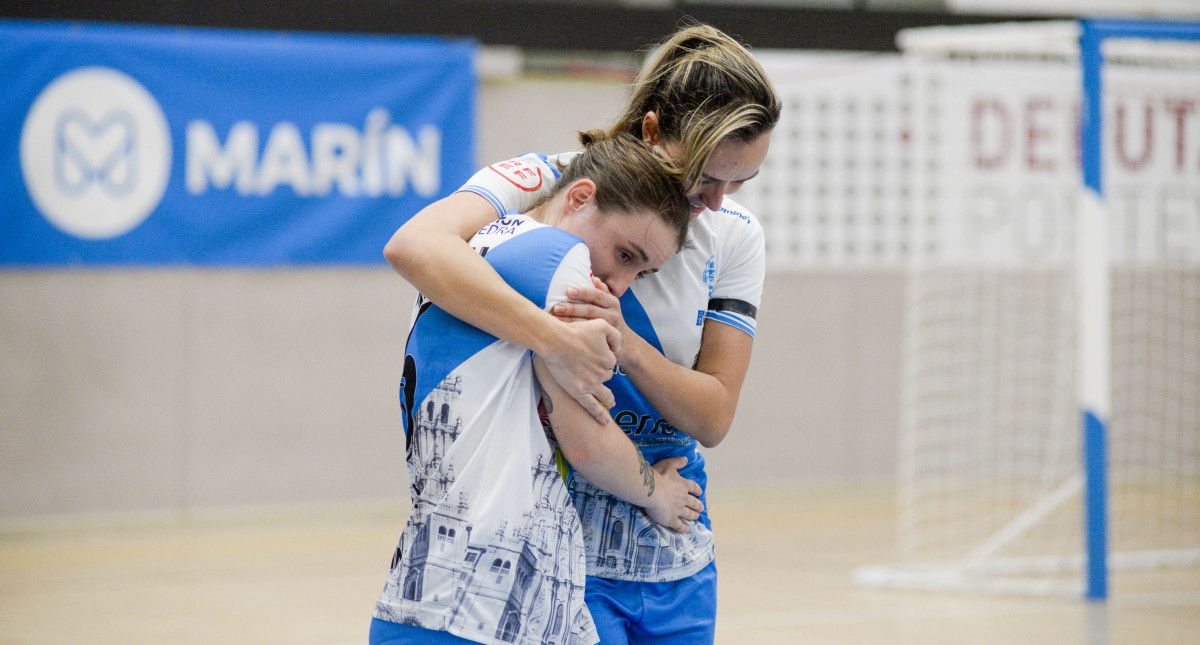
[1077,17,1200,601]
[853,17,1200,602]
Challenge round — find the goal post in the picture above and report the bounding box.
[854,17,1200,600]
[1079,18,1200,599]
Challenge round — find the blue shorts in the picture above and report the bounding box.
[585,561,718,645]
[369,618,475,644]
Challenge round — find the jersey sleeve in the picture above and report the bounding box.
[456,152,569,218]
[543,242,592,312]
[706,214,765,338]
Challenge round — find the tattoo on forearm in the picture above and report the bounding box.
[636,449,655,498]
[534,374,553,415]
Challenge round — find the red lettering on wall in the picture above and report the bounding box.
[1163,99,1195,173]
[1025,97,1055,172]
[1115,99,1153,172]
[971,98,1010,170]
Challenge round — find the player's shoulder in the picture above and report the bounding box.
[478,153,556,194]
[474,214,581,257]
[478,151,577,193]
[693,196,764,251]
[710,196,761,229]
[477,219,587,307]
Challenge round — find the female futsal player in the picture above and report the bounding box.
[371,132,703,644]
[384,24,781,644]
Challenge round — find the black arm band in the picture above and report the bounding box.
[706,298,757,319]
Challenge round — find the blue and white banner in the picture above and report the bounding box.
[0,20,476,266]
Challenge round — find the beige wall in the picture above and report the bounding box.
[710,272,901,489]
[0,78,902,521]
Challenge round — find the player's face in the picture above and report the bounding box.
[664,131,772,218]
[560,206,677,297]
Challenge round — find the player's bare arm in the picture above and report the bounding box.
[384,191,619,421]
[533,356,703,533]
[552,284,754,448]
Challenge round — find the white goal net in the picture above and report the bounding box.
[853,20,1200,597]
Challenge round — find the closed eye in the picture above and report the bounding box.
[701,170,758,185]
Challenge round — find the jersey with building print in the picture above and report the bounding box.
[460,152,765,583]
[374,214,599,645]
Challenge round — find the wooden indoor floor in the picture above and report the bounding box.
[2,487,1197,644]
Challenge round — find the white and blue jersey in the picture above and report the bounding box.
[374,215,600,645]
[460,153,765,583]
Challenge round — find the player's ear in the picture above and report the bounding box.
[641,111,661,147]
[563,179,597,215]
